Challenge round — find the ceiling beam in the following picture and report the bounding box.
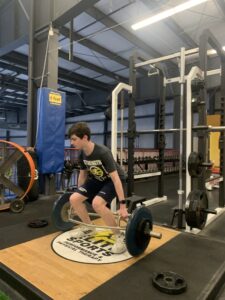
[0,75,27,92]
[86,6,162,58]
[1,51,28,66]
[60,26,130,68]
[215,0,225,18]
[53,0,100,28]
[164,19,197,48]
[1,53,89,92]
[2,51,111,91]
[0,97,27,106]
[58,78,90,92]
[60,26,146,75]
[59,50,128,83]
[3,92,27,99]
[58,67,112,91]
[85,6,178,72]
[0,106,21,112]
[0,60,27,74]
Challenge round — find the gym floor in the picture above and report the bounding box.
[0,173,224,299]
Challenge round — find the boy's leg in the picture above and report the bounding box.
[70,179,102,224]
[92,196,119,234]
[70,192,91,224]
[69,179,103,237]
[70,192,96,237]
[92,182,127,254]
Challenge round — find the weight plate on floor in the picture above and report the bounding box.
[152,271,187,295]
[125,206,152,256]
[28,219,48,228]
[52,193,74,231]
[185,190,208,229]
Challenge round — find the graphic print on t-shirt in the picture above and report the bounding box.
[83,159,109,181]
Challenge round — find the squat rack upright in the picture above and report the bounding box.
[127,29,225,228]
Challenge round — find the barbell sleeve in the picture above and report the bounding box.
[149,231,162,239]
[204,209,217,215]
[201,162,213,167]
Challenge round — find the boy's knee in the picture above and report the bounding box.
[69,193,81,205]
[92,198,104,211]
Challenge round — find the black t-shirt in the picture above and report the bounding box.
[78,144,126,182]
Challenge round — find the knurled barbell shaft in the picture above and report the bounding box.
[68,215,162,239]
[68,217,126,231]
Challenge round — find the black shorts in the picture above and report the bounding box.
[76,178,116,205]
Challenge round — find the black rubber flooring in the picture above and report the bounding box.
[0,195,59,250]
[0,193,99,250]
[81,233,225,300]
[200,211,225,241]
[0,278,26,300]
[200,211,225,299]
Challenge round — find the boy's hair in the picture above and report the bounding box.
[68,122,91,140]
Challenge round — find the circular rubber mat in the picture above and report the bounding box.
[52,228,132,264]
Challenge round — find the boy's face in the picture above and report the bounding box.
[70,134,87,149]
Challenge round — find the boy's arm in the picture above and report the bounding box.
[109,170,128,218]
[78,169,88,187]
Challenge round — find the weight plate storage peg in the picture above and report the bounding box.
[185,190,208,229]
[52,193,74,231]
[152,271,187,295]
[125,206,153,256]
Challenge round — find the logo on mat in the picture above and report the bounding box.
[52,229,132,264]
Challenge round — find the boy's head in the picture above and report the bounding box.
[68,122,91,141]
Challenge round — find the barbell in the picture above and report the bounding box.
[142,125,225,133]
[52,193,162,256]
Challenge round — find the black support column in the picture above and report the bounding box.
[27,0,59,195]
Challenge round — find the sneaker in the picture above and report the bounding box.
[111,233,127,254]
[72,225,96,238]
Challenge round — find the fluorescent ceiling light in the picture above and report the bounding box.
[208,47,225,55]
[132,0,209,30]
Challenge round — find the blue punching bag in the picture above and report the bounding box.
[36,88,66,174]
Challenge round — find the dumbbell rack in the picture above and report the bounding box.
[117,149,182,180]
